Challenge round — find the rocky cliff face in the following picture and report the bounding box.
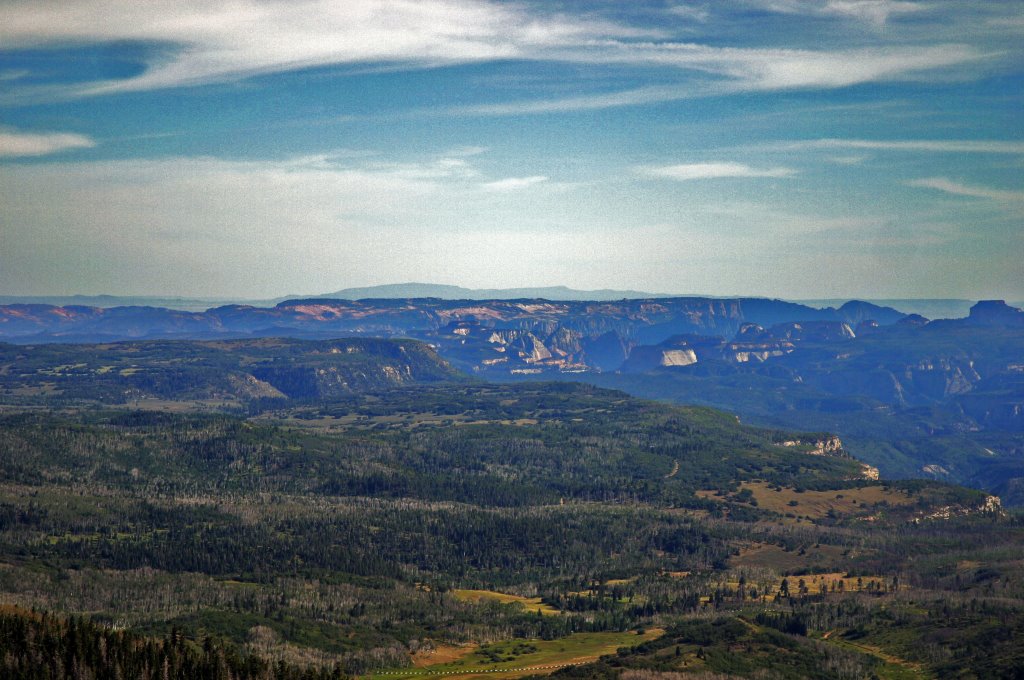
[914,494,1004,522]
[778,435,846,457]
[776,434,881,478]
[5,300,1019,406]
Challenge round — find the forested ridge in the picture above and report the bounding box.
[0,607,344,680]
[0,345,1020,679]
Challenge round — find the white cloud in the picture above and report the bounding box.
[0,70,30,82]
[0,0,638,94]
[446,40,983,116]
[669,5,710,22]
[542,41,985,93]
[907,177,1024,202]
[0,1,988,98]
[0,154,582,296]
[454,85,697,116]
[445,145,490,157]
[775,138,1024,153]
[827,155,869,165]
[639,162,796,181]
[987,16,1024,30]
[1,154,1017,299]
[481,176,548,192]
[745,0,925,26]
[0,128,95,157]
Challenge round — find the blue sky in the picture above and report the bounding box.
[0,0,1021,299]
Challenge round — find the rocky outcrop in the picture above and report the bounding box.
[914,495,1004,522]
[898,314,929,327]
[836,300,907,326]
[227,373,287,399]
[779,436,846,457]
[659,349,698,367]
[735,322,767,340]
[767,321,856,343]
[967,300,1024,327]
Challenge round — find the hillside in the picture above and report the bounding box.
[0,337,459,405]
[0,374,1016,679]
[0,337,1015,678]
[572,310,1024,504]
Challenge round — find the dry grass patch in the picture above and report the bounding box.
[412,643,478,667]
[730,541,850,572]
[709,572,894,603]
[699,482,915,521]
[451,589,560,615]
[742,482,914,519]
[369,629,663,680]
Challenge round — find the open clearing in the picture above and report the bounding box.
[451,589,559,615]
[819,635,930,679]
[698,482,916,521]
[730,541,852,571]
[412,644,479,667]
[367,629,663,680]
[741,482,915,519]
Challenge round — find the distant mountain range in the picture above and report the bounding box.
[0,295,909,346]
[3,284,1009,319]
[310,283,671,301]
[1,295,1021,502]
[793,298,984,320]
[0,284,669,311]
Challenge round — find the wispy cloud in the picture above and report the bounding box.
[0,128,96,157]
[481,176,548,192]
[744,0,926,26]
[0,70,30,82]
[446,40,984,116]
[669,5,710,22]
[546,41,986,92]
[827,155,869,165]
[907,177,1024,202]
[987,16,1024,30]
[0,0,640,95]
[445,146,490,158]
[773,138,1024,154]
[0,153,598,297]
[0,1,990,99]
[452,85,698,116]
[638,162,796,181]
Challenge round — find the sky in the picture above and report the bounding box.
[0,0,1021,300]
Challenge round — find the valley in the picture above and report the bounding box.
[0,336,1021,678]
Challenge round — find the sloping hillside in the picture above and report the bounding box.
[0,337,459,404]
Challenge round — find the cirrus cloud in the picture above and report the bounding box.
[481,176,549,192]
[0,0,992,100]
[0,127,96,157]
[638,162,797,181]
[773,138,1024,154]
[907,177,1024,202]
[744,0,926,26]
